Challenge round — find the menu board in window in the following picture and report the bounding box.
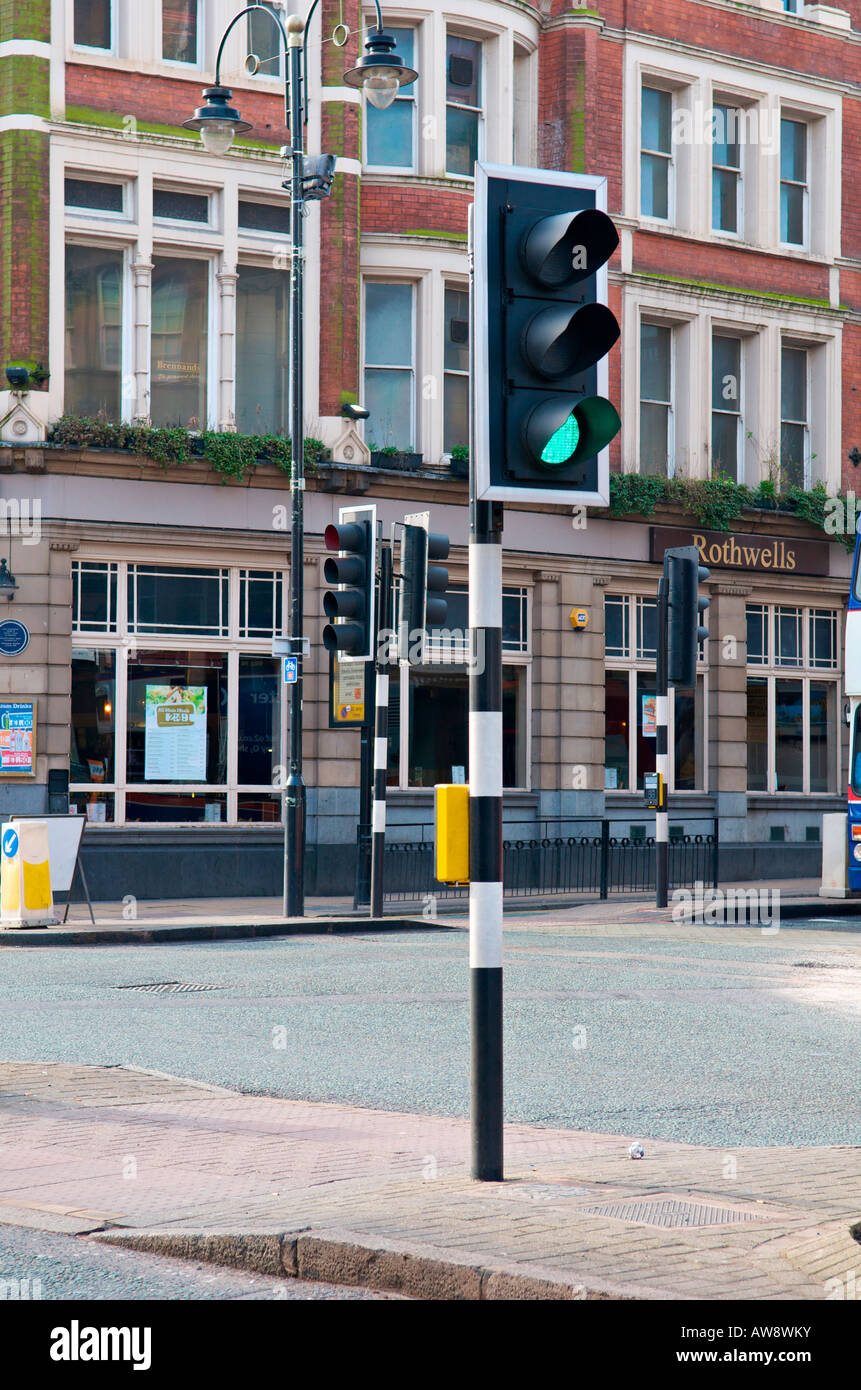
[144,686,206,781]
[0,701,35,776]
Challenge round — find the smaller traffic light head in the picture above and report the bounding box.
[665,547,709,687]
[322,514,375,658]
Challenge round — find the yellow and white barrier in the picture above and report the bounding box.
[1,819,57,928]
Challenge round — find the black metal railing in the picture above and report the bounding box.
[356,816,719,907]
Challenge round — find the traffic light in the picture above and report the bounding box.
[665,545,710,687]
[399,512,449,663]
[322,503,377,660]
[473,164,621,505]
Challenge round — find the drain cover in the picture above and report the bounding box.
[117,981,223,994]
[579,1198,766,1229]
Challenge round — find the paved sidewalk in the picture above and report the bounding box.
[1,877,858,946]
[0,1063,857,1299]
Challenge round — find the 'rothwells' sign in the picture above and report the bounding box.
[650,527,829,576]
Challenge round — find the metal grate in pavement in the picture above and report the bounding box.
[578,1198,767,1229]
[116,981,224,994]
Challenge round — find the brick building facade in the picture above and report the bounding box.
[0,0,858,895]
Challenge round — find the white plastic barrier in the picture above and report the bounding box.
[819,812,849,899]
[0,819,57,927]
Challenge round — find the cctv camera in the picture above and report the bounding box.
[342,402,370,421]
[5,366,29,390]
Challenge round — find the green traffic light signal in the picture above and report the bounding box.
[541,412,579,466]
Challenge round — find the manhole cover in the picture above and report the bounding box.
[578,1199,766,1229]
[117,981,224,994]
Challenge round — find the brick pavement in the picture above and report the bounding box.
[0,1063,857,1299]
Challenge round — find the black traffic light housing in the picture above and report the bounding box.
[665,545,710,687]
[473,164,621,505]
[399,515,449,665]
[322,504,377,660]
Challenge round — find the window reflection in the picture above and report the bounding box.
[236,266,289,435]
[151,258,208,427]
[65,245,123,420]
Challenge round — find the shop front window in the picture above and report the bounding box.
[406,666,523,787]
[65,245,123,421]
[745,603,839,794]
[150,258,208,427]
[71,650,116,786]
[238,656,279,786]
[126,652,228,793]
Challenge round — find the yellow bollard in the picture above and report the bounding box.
[435,784,470,884]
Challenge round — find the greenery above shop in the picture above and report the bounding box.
[606,474,854,550]
[46,417,330,481]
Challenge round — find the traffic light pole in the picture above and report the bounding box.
[370,539,392,918]
[656,575,669,909]
[285,27,306,918]
[469,207,503,1181]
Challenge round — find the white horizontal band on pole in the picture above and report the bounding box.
[468,545,502,630]
[372,802,386,833]
[656,695,669,724]
[376,674,389,705]
[0,41,51,60]
[469,882,504,968]
[468,712,502,797]
[374,738,387,769]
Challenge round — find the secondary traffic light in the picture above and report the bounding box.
[473,164,621,505]
[399,515,449,663]
[665,545,710,687]
[322,504,377,660]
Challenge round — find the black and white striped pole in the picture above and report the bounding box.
[370,538,392,918]
[468,201,504,1182]
[656,574,669,908]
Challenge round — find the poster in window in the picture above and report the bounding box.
[329,654,368,726]
[0,701,35,776]
[144,685,207,781]
[642,694,657,737]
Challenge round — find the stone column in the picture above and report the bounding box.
[216,268,239,432]
[708,582,752,840]
[131,260,152,423]
[558,570,610,820]
[532,571,561,821]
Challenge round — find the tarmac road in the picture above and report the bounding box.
[0,921,858,1147]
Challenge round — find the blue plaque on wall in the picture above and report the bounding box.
[0,620,30,656]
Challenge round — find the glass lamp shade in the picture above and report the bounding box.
[201,122,238,155]
[364,69,400,110]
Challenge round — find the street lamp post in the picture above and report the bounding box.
[185,5,416,917]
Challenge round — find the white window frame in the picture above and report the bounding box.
[363,25,418,174]
[745,601,841,795]
[246,1,286,82]
[711,332,744,483]
[161,0,202,70]
[444,30,485,181]
[639,83,674,224]
[780,341,811,490]
[362,278,417,453]
[604,594,708,793]
[70,559,289,826]
[779,115,809,250]
[711,103,743,238]
[639,318,675,478]
[442,278,469,459]
[71,0,116,55]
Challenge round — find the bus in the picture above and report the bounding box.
[847,529,861,889]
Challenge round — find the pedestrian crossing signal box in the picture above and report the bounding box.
[435,783,469,884]
[644,772,664,811]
